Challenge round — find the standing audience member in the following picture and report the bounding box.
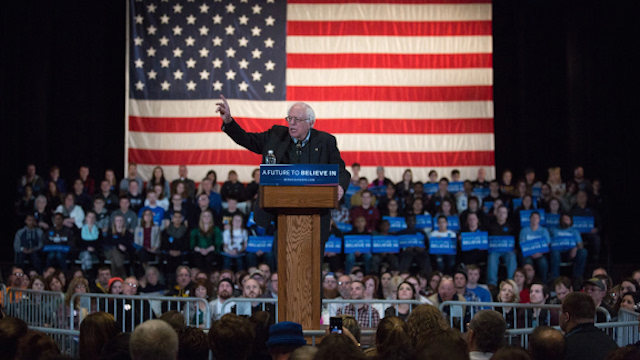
[467,310,507,360]
[130,319,179,360]
[466,265,492,303]
[528,326,564,360]
[14,214,44,273]
[560,292,618,360]
[209,314,256,360]
[79,312,119,360]
[265,321,307,360]
[406,304,449,347]
[177,327,209,360]
[415,328,469,360]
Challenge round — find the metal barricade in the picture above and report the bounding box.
[612,309,640,346]
[30,326,80,358]
[0,283,6,310]
[70,293,212,331]
[220,297,279,321]
[5,288,66,328]
[323,299,423,328]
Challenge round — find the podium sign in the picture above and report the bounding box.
[260,164,339,186]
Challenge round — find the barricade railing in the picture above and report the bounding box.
[0,283,6,309]
[613,308,640,346]
[5,288,66,328]
[220,297,279,321]
[70,293,212,331]
[323,299,423,328]
[30,326,80,358]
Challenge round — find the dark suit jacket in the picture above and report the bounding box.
[222,119,351,242]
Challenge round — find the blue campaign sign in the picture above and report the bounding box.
[519,209,546,227]
[43,245,71,253]
[572,216,594,233]
[512,198,522,209]
[546,213,560,228]
[447,215,460,231]
[430,236,457,255]
[336,222,353,233]
[371,235,400,254]
[488,236,515,253]
[483,201,494,214]
[260,164,339,186]
[551,236,577,252]
[415,214,433,230]
[425,182,439,195]
[344,235,372,254]
[246,236,274,253]
[474,187,491,199]
[461,231,489,251]
[520,237,550,257]
[532,187,542,199]
[448,182,464,193]
[346,183,360,196]
[384,216,407,232]
[398,234,425,249]
[325,235,342,252]
[369,185,386,198]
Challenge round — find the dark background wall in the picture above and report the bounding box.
[1,1,638,264]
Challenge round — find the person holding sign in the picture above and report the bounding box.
[519,212,552,283]
[550,214,587,280]
[216,95,350,246]
[459,213,487,266]
[429,216,457,275]
[486,206,517,286]
[570,190,601,262]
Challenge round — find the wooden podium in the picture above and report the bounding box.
[259,185,337,329]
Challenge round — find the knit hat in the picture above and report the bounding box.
[265,321,306,348]
[108,277,124,293]
[217,278,235,291]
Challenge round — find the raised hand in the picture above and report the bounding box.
[216,94,232,124]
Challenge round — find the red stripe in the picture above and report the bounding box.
[129,149,495,167]
[287,21,492,36]
[129,116,494,134]
[288,0,491,4]
[286,53,493,69]
[286,86,493,101]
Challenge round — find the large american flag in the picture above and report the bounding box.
[127,0,495,184]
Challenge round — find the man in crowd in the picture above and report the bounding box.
[90,266,112,293]
[0,267,25,305]
[110,197,138,232]
[457,180,482,212]
[234,278,275,317]
[14,214,44,273]
[528,326,564,360]
[266,321,307,360]
[369,166,393,198]
[429,178,456,214]
[550,214,588,280]
[428,275,469,328]
[560,292,618,360]
[351,177,376,208]
[126,180,145,214]
[518,282,558,327]
[172,165,197,199]
[472,168,489,190]
[44,212,75,270]
[572,166,592,193]
[350,190,380,233]
[486,205,517,286]
[199,178,222,216]
[72,178,93,211]
[466,265,492,303]
[550,276,573,304]
[467,310,507,360]
[454,270,481,303]
[209,314,255,360]
[336,280,380,328]
[582,277,613,323]
[570,190,602,262]
[212,279,235,320]
[329,275,352,316]
[262,272,278,299]
[78,166,95,196]
[96,179,119,212]
[130,319,179,360]
[138,190,165,226]
[120,162,144,196]
[482,180,506,213]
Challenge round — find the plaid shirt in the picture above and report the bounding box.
[336,303,380,328]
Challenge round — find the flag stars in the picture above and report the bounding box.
[200,3,209,13]
[159,36,169,46]
[251,26,262,36]
[185,36,196,46]
[146,47,157,56]
[238,37,248,47]
[199,26,210,36]
[160,14,170,24]
[135,15,144,24]
[173,25,183,35]
[199,69,210,80]
[160,58,170,67]
[161,80,171,91]
[238,58,249,69]
[173,69,184,80]
[213,14,223,24]
[225,69,237,80]
[225,25,235,35]
[238,15,249,25]
[266,0,275,3]
[148,70,158,79]
[251,71,262,81]
[265,16,275,26]
[147,25,157,35]
[147,3,157,13]
[187,80,197,90]
[212,58,223,68]
[226,3,235,13]
[186,14,196,24]
[186,58,197,68]
[264,82,275,93]
[252,4,262,14]
[213,80,223,91]
[264,37,274,48]
[225,47,236,57]
[238,81,249,92]
[173,47,184,57]
[251,48,262,59]
[134,58,144,68]
[173,4,183,13]
[212,36,223,46]
[135,81,145,90]
[265,60,275,70]
[134,36,143,46]
[199,47,209,57]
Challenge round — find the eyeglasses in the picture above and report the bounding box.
[285,116,310,124]
[14,272,24,277]
[127,283,138,288]
[338,281,351,286]
[75,284,86,289]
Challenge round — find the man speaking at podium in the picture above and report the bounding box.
[216,95,351,246]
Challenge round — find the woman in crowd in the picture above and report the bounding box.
[149,184,169,211]
[379,272,392,299]
[147,166,171,199]
[56,193,85,229]
[495,279,519,329]
[363,275,385,316]
[134,209,161,269]
[385,281,416,321]
[222,213,248,271]
[33,194,52,230]
[395,169,415,202]
[620,278,639,297]
[206,169,221,193]
[513,268,529,303]
[547,167,566,198]
[191,209,222,272]
[384,198,403,218]
[103,214,134,279]
[435,199,457,218]
[79,311,119,360]
[365,316,411,359]
[78,211,102,272]
[163,192,190,229]
[189,278,215,327]
[104,169,118,193]
[377,183,402,216]
[426,271,443,297]
[44,273,63,292]
[59,276,90,329]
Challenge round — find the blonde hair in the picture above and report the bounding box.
[388,275,404,297]
[497,279,520,303]
[406,304,449,346]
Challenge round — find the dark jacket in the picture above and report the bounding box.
[564,323,618,360]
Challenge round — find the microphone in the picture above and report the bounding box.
[296,142,302,159]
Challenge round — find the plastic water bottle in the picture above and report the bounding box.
[266,150,276,164]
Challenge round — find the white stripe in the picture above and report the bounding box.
[287,3,492,22]
[137,165,496,186]
[287,68,493,87]
[286,35,492,54]
[129,99,494,119]
[129,132,494,152]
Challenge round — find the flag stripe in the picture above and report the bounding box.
[286,86,493,101]
[130,149,495,167]
[287,35,493,54]
[287,53,493,69]
[287,4,492,22]
[129,116,494,135]
[288,0,492,4]
[129,99,494,119]
[287,20,492,36]
[286,68,493,86]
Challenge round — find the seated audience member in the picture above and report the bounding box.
[378,182,403,215]
[582,277,614,323]
[410,181,429,207]
[459,212,486,266]
[457,180,481,212]
[351,177,375,207]
[147,166,171,199]
[126,180,145,214]
[19,163,45,195]
[103,214,135,278]
[233,278,275,317]
[519,212,552,283]
[429,215,457,275]
[344,216,373,274]
[528,326,564,360]
[161,212,190,280]
[265,321,307,360]
[190,193,219,230]
[486,205,517,286]
[459,196,485,230]
[78,211,102,272]
[385,281,417,321]
[72,178,93,211]
[570,190,602,262]
[1,266,26,305]
[336,280,380,328]
[350,190,381,233]
[90,266,112,294]
[130,320,179,360]
[315,333,364,360]
[189,210,221,272]
[512,268,529,303]
[467,310,507,360]
[495,279,519,329]
[221,213,249,270]
[560,292,618,360]
[454,270,480,305]
[466,265,492,302]
[169,266,194,297]
[546,167,565,198]
[172,165,197,199]
[550,276,573,304]
[14,214,44,273]
[369,166,393,197]
[177,327,209,360]
[119,163,143,195]
[427,275,469,327]
[220,170,246,202]
[59,276,90,329]
[429,178,457,214]
[14,329,61,360]
[221,196,244,228]
[0,317,29,360]
[96,179,119,212]
[482,180,506,213]
[110,197,138,232]
[525,168,543,192]
[212,279,235,320]
[517,282,558,328]
[33,194,53,230]
[243,168,261,204]
[79,311,120,360]
[148,184,169,211]
[163,193,190,229]
[189,279,215,327]
[209,314,256,360]
[490,346,532,360]
[78,166,96,196]
[138,190,165,226]
[619,278,639,298]
[56,193,86,229]
[550,214,588,280]
[395,169,415,202]
[415,328,469,360]
[134,209,161,268]
[104,169,118,193]
[500,169,515,196]
[198,178,222,216]
[92,197,111,232]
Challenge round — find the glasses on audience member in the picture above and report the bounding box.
[128,283,138,288]
[14,272,25,277]
[75,284,86,289]
[338,281,351,286]
[285,117,310,124]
